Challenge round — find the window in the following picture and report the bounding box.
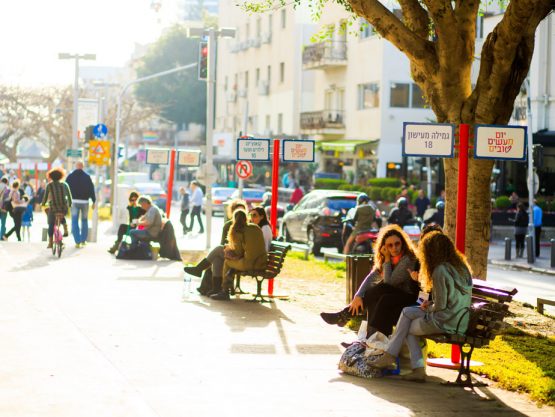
[265,115,271,131]
[390,82,426,108]
[277,113,283,134]
[267,65,271,85]
[358,83,380,109]
[224,76,228,91]
[281,9,286,29]
[256,68,260,84]
[279,62,285,83]
[246,22,250,39]
[256,18,261,37]
[359,19,376,39]
[411,83,426,108]
[245,71,249,89]
[268,14,273,33]
[390,83,410,107]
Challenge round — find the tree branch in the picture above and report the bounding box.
[397,0,430,39]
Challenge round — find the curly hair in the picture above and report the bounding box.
[372,224,416,272]
[47,167,66,182]
[418,231,472,291]
[227,209,248,250]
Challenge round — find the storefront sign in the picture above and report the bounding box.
[474,125,527,161]
[402,122,455,157]
[282,140,315,162]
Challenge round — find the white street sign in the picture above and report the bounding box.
[178,150,201,166]
[146,148,170,165]
[236,138,270,161]
[77,99,99,134]
[474,125,527,161]
[283,140,315,162]
[402,123,455,158]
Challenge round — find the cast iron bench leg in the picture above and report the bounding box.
[247,278,272,303]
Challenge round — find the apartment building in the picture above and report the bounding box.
[214,1,314,155]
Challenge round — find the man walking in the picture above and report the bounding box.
[533,201,543,257]
[65,161,96,248]
[188,180,204,234]
[179,186,190,235]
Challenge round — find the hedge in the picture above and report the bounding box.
[368,178,402,188]
[314,178,348,189]
[495,196,512,210]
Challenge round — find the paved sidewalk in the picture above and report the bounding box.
[488,240,555,276]
[0,241,553,417]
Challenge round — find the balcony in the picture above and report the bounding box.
[258,80,269,96]
[302,41,347,70]
[261,32,272,44]
[300,110,345,134]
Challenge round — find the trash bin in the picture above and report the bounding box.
[346,254,374,304]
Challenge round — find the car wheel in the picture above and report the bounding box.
[283,223,292,242]
[307,229,322,256]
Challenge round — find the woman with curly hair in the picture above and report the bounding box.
[320,225,419,339]
[369,231,472,382]
[41,167,72,248]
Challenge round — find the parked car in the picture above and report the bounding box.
[204,187,236,215]
[134,182,167,212]
[230,187,265,208]
[280,190,359,255]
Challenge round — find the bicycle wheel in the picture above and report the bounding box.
[52,235,57,256]
[56,241,62,258]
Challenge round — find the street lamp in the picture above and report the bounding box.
[58,52,96,157]
[187,26,236,249]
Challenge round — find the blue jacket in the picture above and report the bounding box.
[66,169,95,203]
[533,205,542,227]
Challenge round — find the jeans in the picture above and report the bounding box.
[129,229,150,248]
[535,226,542,257]
[48,211,67,238]
[0,210,6,238]
[71,202,89,244]
[180,209,189,233]
[207,245,225,277]
[385,306,442,369]
[189,205,204,233]
[5,207,24,241]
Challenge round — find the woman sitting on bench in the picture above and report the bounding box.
[321,225,419,341]
[369,231,472,382]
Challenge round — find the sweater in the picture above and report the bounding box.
[66,169,95,203]
[426,263,472,334]
[355,254,417,298]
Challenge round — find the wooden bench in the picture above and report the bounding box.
[233,241,291,302]
[537,297,555,315]
[425,279,517,387]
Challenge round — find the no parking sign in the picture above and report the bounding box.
[235,160,253,179]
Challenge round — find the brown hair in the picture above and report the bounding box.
[229,199,247,216]
[418,231,472,291]
[47,167,66,182]
[372,224,416,272]
[250,206,270,228]
[227,209,248,250]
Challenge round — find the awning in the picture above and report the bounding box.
[318,139,377,153]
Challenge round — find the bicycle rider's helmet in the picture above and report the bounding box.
[397,197,408,209]
[357,193,370,205]
[436,200,445,210]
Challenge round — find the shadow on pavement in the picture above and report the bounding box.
[329,373,528,416]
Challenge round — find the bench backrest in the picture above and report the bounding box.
[264,241,291,278]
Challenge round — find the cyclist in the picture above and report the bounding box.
[41,167,72,249]
[343,193,376,254]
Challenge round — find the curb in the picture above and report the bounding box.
[489,259,555,276]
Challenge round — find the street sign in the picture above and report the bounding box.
[88,140,111,166]
[474,125,527,161]
[77,99,98,134]
[146,148,170,165]
[236,138,270,161]
[235,160,253,179]
[93,123,108,138]
[66,148,83,158]
[282,139,315,162]
[402,122,455,157]
[178,150,201,166]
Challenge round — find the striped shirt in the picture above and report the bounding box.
[42,181,72,214]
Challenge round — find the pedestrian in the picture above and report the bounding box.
[414,189,430,218]
[533,201,543,257]
[128,196,162,249]
[188,180,204,234]
[513,203,528,258]
[0,177,9,239]
[65,161,96,248]
[179,186,190,235]
[290,182,304,205]
[21,196,33,242]
[3,181,27,241]
[437,189,446,203]
[108,191,146,254]
[509,192,519,209]
[41,167,72,249]
[35,180,46,211]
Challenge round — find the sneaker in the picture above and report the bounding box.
[401,367,426,383]
[210,290,230,301]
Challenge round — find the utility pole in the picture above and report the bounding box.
[525,78,535,249]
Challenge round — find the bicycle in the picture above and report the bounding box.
[52,214,65,258]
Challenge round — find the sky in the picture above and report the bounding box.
[0,0,180,87]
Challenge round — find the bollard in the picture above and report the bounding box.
[551,239,555,268]
[504,237,512,261]
[526,235,535,264]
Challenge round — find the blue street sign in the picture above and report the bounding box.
[93,123,108,138]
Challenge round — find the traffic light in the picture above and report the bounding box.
[84,125,94,141]
[198,41,208,81]
[533,144,544,169]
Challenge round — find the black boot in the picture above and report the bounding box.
[207,276,222,296]
[108,240,121,254]
[184,258,211,277]
[197,269,213,295]
[320,307,352,327]
[210,276,231,301]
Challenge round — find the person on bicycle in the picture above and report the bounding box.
[41,167,72,249]
[343,193,376,254]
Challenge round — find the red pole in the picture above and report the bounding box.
[34,163,39,191]
[166,149,176,217]
[451,123,470,364]
[268,139,280,296]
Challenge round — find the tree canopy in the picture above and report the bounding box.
[134,25,207,129]
[243,0,553,277]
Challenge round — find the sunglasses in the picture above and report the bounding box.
[386,241,402,249]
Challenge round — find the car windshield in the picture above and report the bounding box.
[325,197,357,213]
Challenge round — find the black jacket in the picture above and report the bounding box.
[66,169,96,203]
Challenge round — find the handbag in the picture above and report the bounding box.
[338,342,384,379]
